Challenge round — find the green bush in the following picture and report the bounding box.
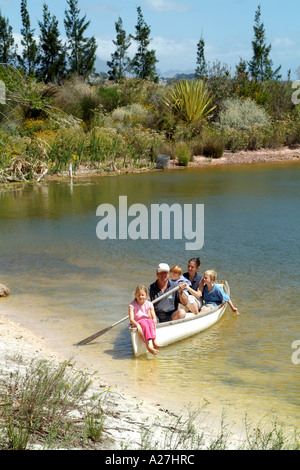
[97,85,120,112]
[88,127,124,164]
[111,103,149,127]
[202,134,224,158]
[174,141,192,166]
[0,359,106,450]
[55,78,101,124]
[118,78,160,107]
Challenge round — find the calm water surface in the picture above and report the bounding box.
[0,162,299,429]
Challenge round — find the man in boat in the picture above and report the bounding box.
[148,263,187,323]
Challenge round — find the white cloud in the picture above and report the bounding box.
[151,36,197,70]
[273,37,294,48]
[145,0,193,13]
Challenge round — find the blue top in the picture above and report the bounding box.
[172,275,191,286]
[203,284,230,306]
[183,272,202,291]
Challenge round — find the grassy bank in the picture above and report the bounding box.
[0,356,299,450]
[0,67,299,183]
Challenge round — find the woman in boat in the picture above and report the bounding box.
[128,284,162,356]
[180,257,204,314]
[201,270,239,314]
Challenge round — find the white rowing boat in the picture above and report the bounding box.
[129,281,230,356]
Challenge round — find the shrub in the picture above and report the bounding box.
[202,135,224,158]
[97,85,120,112]
[88,127,124,164]
[174,141,192,166]
[155,141,176,160]
[218,97,271,130]
[111,103,149,127]
[0,359,106,449]
[118,78,160,107]
[124,126,165,167]
[55,78,101,124]
[190,139,204,157]
[47,127,86,171]
[262,80,295,119]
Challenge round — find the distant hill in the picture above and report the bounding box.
[95,57,109,74]
[94,56,195,80]
[158,68,195,79]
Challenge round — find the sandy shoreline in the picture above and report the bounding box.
[0,146,299,186]
[189,146,300,167]
[0,308,193,450]
[1,303,255,450]
[37,145,300,181]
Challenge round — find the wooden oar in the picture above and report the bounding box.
[75,285,180,346]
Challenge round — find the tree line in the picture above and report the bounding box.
[0,1,282,84]
[0,1,158,82]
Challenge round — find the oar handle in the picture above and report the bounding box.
[152,285,180,305]
[75,285,181,346]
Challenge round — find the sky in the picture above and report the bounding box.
[1,0,299,79]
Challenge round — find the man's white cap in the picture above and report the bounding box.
[157,263,170,273]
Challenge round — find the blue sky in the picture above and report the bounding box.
[1,0,299,78]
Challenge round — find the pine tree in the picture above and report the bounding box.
[130,6,158,82]
[248,4,281,81]
[64,0,97,77]
[0,11,17,65]
[107,16,131,81]
[19,0,37,75]
[195,34,207,79]
[37,4,66,83]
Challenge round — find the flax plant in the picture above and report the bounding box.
[163,79,216,124]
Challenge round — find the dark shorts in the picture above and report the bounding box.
[156,310,176,323]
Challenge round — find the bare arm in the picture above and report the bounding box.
[228,300,239,314]
[129,305,138,327]
[180,278,204,299]
[149,304,157,323]
[129,306,144,336]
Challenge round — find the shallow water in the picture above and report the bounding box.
[0,162,299,429]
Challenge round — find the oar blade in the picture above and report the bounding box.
[75,315,129,346]
[75,326,112,346]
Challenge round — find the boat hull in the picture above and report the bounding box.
[129,281,230,356]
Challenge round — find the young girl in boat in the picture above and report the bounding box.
[129,285,162,356]
[201,270,239,314]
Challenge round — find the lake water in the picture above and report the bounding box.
[0,162,299,431]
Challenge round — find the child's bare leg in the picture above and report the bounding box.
[145,340,159,355]
[137,329,145,342]
[153,339,162,349]
[188,302,199,315]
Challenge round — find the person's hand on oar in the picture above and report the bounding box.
[75,285,180,346]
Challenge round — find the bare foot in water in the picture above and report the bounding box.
[146,343,160,355]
